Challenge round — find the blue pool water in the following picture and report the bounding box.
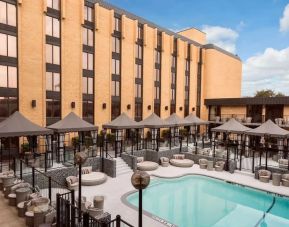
[127,175,289,227]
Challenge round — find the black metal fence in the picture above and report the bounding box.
[56,193,134,227]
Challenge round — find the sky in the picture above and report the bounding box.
[105,0,289,97]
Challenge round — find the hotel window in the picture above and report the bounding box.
[0,1,16,26]
[46,16,60,38]
[47,0,60,10]
[82,76,93,95]
[114,17,121,32]
[111,14,122,120]
[170,39,177,114]
[82,3,94,123]
[184,44,190,117]
[0,97,17,118]
[46,1,61,125]
[154,31,162,116]
[83,52,93,71]
[83,28,93,46]
[0,0,18,121]
[111,80,120,97]
[46,72,60,92]
[46,99,60,118]
[134,23,143,121]
[0,33,17,58]
[46,44,60,65]
[0,65,17,88]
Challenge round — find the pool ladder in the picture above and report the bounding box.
[254,197,276,227]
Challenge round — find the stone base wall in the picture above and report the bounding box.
[22,156,116,189]
[254,166,289,179]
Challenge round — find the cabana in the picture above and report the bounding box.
[184,114,209,149]
[48,112,98,163]
[246,120,289,170]
[211,118,250,171]
[139,113,172,151]
[0,111,53,171]
[165,113,190,151]
[102,113,143,157]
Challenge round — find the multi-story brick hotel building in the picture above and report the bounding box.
[0,0,242,128]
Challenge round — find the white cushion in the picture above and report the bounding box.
[8,193,16,198]
[17,201,25,209]
[137,161,159,171]
[25,211,34,217]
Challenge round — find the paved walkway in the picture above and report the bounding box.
[0,192,25,227]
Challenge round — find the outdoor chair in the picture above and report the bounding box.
[278,159,288,169]
[282,174,289,187]
[87,205,104,218]
[160,157,169,167]
[215,161,225,172]
[0,170,14,190]
[258,170,271,183]
[66,176,79,191]
[199,159,208,169]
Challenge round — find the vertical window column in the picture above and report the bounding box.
[134,24,143,121]
[0,0,18,121]
[82,3,95,124]
[170,39,177,114]
[184,44,190,117]
[111,14,121,120]
[45,0,61,125]
[154,32,162,117]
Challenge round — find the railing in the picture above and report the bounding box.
[56,193,134,227]
[15,158,73,205]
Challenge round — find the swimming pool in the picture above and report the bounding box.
[126,175,289,227]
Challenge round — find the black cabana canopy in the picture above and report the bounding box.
[139,113,171,129]
[48,112,98,133]
[103,112,143,129]
[165,113,190,127]
[184,113,209,125]
[246,119,289,138]
[211,118,250,134]
[0,111,53,137]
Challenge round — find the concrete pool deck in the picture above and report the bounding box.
[81,163,289,227]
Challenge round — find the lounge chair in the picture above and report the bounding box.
[278,159,288,169]
[170,154,194,168]
[282,174,289,187]
[160,157,169,167]
[199,159,208,169]
[258,170,271,183]
[215,161,225,172]
[80,166,107,186]
[66,176,79,191]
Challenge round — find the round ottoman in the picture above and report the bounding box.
[170,159,194,168]
[137,161,159,171]
[8,193,16,206]
[81,172,107,186]
[16,187,31,204]
[17,201,26,217]
[25,211,34,227]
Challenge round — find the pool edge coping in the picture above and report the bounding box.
[121,172,289,227]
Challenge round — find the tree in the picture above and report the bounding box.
[254,89,285,97]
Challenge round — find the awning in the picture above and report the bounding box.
[0,111,53,137]
[211,118,250,134]
[246,120,289,138]
[139,113,172,129]
[184,113,209,125]
[48,112,98,133]
[103,112,143,129]
[165,113,190,127]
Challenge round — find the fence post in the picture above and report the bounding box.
[65,200,70,227]
[32,167,35,189]
[83,212,89,227]
[56,194,61,227]
[116,215,121,227]
[48,176,52,204]
[20,160,22,180]
[45,152,47,172]
[13,157,16,174]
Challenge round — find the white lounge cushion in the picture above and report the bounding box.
[137,161,159,171]
[25,211,34,217]
[8,193,16,198]
[81,172,107,186]
[170,159,194,168]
